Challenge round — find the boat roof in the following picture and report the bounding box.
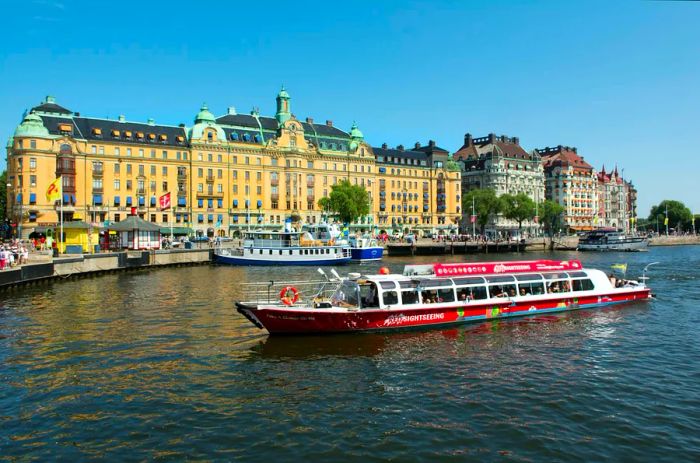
[402,259,584,278]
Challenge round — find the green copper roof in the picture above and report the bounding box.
[277,85,290,99]
[349,121,364,140]
[194,103,216,124]
[14,112,50,137]
[6,136,14,148]
[446,154,461,172]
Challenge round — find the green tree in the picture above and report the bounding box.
[0,170,6,222]
[541,200,565,236]
[500,193,536,231]
[461,188,502,234]
[648,200,693,232]
[317,180,369,224]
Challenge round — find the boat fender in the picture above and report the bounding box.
[280,286,300,306]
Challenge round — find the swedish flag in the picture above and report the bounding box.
[611,263,627,273]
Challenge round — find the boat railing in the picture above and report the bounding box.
[240,279,340,304]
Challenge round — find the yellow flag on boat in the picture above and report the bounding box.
[611,263,627,273]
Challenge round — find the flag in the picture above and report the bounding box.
[46,177,61,202]
[470,214,477,224]
[611,263,627,273]
[159,192,171,210]
[664,217,669,226]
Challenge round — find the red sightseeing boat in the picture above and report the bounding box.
[235,259,654,335]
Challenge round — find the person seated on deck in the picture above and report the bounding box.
[608,273,617,287]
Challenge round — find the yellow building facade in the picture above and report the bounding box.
[6,91,461,238]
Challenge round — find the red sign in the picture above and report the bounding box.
[470,215,477,224]
[159,192,171,211]
[433,260,582,277]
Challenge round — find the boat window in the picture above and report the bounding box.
[269,250,273,255]
[485,275,516,284]
[456,286,488,301]
[568,271,587,278]
[401,290,419,305]
[453,277,486,286]
[420,290,439,303]
[489,284,516,298]
[379,281,397,290]
[546,280,570,293]
[572,279,595,291]
[421,279,452,287]
[515,273,543,282]
[331,280,360,308]
[360,283,380,308]
[437,287,455,303]
[399,280,418,289]
[543,272,568,280]
[382,290,399,306]
[517,281,545,296]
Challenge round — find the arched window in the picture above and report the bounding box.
[231,132,239,141]
[207,131,214,141]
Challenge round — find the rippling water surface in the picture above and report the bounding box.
[1,247,700,461]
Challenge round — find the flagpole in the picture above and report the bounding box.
[60,179,64,255]
[471,196,476,238]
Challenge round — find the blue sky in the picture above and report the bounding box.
[2,0,699,216]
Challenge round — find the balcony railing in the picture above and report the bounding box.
[206,175,215,183]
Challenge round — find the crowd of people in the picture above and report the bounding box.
[0,240,30,270]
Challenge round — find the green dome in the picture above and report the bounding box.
[14,113,50,138]
[350,121,363,139]
[277,85,290,99]
[194,103,216,124]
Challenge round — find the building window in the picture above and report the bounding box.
[139,149,144,157]
[29,140,37,149]
[126,148,132,156]
[208,153,213,162]
[114,179,120,190]
[114,163,120,174]
[91,145,97,154]
[126,180,132,190]
[162,166,168,176]
[126,164,132,174]
[115,147,120,156]
[162,151,168,159]
[151,165,156,175]
[30,175,37,187]
[217,154,222,163]
[99,146,104,155]
[29,158,36,169]
[218,184,223,193]
[197,183,203,192]
[93,179,103,189]
[198,168,203,178]
[115,213,120,222]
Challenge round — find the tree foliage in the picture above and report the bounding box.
[461,188,502,234]
[648,200,693,231]
[500,193,536,230]
[541,200,565,235]
[317,180,369,224]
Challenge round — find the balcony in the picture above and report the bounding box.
[177,172,188,180]
[206,175,215,183]
[92,187,104,194]
[270,178,279,186]
[136,188,146,195]
[92,169,104,177]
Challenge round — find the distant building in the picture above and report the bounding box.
[372,141,462,234]
[596,166,629,232]
[454,133,544,236]
[539,145,598,231]
[5,91,461,239]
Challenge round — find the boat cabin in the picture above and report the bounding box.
[330,260,608,310]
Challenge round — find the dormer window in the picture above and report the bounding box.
[92,128,102,136]
[112,129,120,137]
[230,133,239,141]
[136,132,144,139]
[148,133,156,141]
[124,130,133,138]
[176,135,184,143]
[207,131,213,141]
[58,123,72,133]
[242,133,250,142]
[159,134,167,142]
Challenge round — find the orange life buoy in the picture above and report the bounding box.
[280,286,300,306]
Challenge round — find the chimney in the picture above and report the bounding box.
[573,147,577,153]
[414,142,421,149]
[118,115,126,123]
[147,118,155,126]
[464,133,473,145]
[428,140,436,147]
[488,133,496,143]
[512,137,519,145]
[397,144,404,151]
[75,112,80,117]
[326,120,333,127]
[381,143,388,149]
[227,106,237,115]
[178,123,185,128]
[500,135,507,142]
[306,117,314,124]
[557,144,563,151]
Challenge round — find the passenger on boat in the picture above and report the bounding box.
[548,283,560,293]
[519,287,528,296]
[421,291,431,303]
[562,281,571,292]
[508,288,517,297]
[459,291,469,302]
[364,283,379,308]
[608,273,617,287]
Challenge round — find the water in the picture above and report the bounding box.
[1,247,699,461]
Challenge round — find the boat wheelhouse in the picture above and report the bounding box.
[215,230,351,266]
[235,259,654,334]
[347,235,384,262]
[578,228,648,252]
